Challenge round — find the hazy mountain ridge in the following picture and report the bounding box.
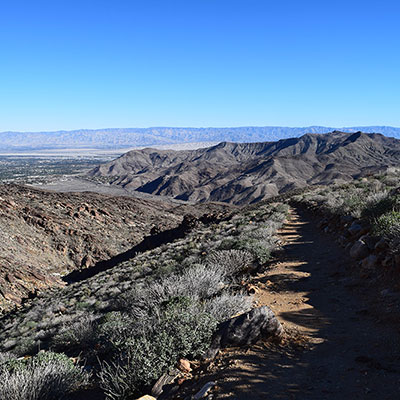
[1,126,400,150]
[89,131,400,204]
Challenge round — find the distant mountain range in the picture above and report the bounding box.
[88,131,400,204]
[1,126,400,151]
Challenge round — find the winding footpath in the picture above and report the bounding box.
[185,207,400,399]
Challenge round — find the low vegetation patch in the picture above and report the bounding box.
[0,351,89,400]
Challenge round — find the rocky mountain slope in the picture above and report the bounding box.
[89,131,400,205]
[0,185,229,310]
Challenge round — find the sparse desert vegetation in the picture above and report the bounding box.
[293,168,400,259]
[0,201,288,399]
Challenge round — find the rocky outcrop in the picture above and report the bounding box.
[205,306,283,359]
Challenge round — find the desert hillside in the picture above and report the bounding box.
[89,131,400,204]
[1,170,400,399]
[0,185,229,310]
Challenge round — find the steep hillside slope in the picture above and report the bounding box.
[0,185,229,310]
[89,131,400,204]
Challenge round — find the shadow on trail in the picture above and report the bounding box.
[211,207,400,400]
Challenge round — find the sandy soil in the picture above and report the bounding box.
[178,208,400,399]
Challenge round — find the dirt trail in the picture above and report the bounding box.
[185,207,400,399]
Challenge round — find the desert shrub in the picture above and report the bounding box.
[95,312,135,355]
[325,195,344,212]
[118,263,225,321]
[52,312,97,354]
[220,238,272,264]
[0,351,88,400]
[11,337,37,357]
[0,351,14,364]
[99,297,217,399]
[372,211,400,238]
[204,292,253,322]
[361,192,400,221]
[205,249,254,276]
[341,192,366,217]
[384,176,400,187]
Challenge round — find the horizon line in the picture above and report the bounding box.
[1,125,400,134]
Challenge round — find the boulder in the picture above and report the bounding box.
[348,222,363,237]
[361,254,378,269]
[350,240,369,260]
[360,235,380,251]
[205,306,283,359]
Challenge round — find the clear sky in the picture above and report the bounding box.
[0,0,399,131]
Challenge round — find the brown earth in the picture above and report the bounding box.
[0,184,231,311]
[177,208,400,399]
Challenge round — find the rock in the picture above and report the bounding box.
[193,382,216,399]
[345,241,354,252]
[348,222,363,237]
[205,306,283,359]
[350,240,369,260]
[380,289,399,298]
[360,235,380,251]
[136,396,157,400]
[361,254,378,269]
[177,358,192,373]
[382,256,393,268]
[340,215,354,225]
[375,238,388,251]
[338,235,348,246]
[151,368,180,398]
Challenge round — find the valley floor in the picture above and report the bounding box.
[180,208,400,399]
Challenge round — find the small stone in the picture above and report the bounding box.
[360,235,379,250]
[350,240,369,260]
[375,238,388,251]
[178,358,192,373]
[348,222,362,237]
[361,255,378,269]
[340,215,354,225]
[193,381,216,399]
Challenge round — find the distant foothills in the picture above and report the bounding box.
[1,126,400,151]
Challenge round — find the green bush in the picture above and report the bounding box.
[361,193,400,221]
[220,238,271,264]
[99,297,217,399]
[372,211,400,237]
[52,313,97,354]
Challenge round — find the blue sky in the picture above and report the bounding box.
[0,0,399,131]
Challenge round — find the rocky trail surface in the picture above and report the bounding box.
[179,208,400,399]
